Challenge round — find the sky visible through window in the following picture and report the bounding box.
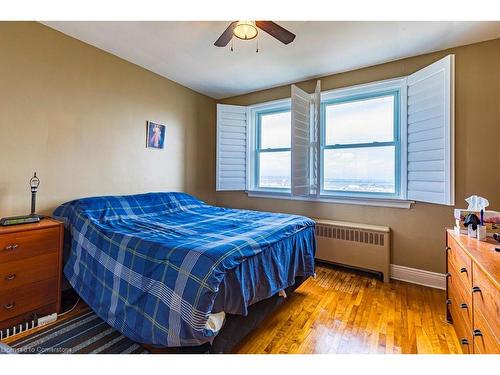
[260,111,291,149]
[323,95,395,193]
[259,111,291,188]
[257,95,396,193]
[325,96,394,145]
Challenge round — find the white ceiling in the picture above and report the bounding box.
[42,21,500,99]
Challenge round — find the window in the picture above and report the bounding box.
[255,107,291,190]
[321,92,400,197]
[216,55,454,208]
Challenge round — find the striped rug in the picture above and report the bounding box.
[9,309,148,354]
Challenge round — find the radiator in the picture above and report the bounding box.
[314,219,391,282]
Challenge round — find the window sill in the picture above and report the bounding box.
[246,190,414,209]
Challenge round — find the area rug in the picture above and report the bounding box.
[7,309,148,354]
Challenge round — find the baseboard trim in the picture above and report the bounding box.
[390,264,446,290]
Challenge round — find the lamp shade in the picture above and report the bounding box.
[233,21,258,40]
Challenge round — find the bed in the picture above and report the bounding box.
[53,192,315,350]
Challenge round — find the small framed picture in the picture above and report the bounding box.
[146,121,166,149]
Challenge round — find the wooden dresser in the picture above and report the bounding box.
[446,230,499,354]
[0,218,63,330]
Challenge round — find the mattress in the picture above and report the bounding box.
[53,192,315,347]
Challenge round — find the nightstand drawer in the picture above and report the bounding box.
[0,227,60,263]
[0,278,58,321]
[0,252,59,293]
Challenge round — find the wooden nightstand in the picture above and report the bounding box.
[0,218,63,331]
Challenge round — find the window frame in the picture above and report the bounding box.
[320,90,401,199]
[248,99,292,192]
[255,107,292,191]
[319,77,408,201]
[246,78,412,208]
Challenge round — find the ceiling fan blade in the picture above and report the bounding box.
[255,21,296,44]
[214,21,237,47]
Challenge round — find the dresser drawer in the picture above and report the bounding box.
[0,227,60,263]
[449,294,473,354]
[472,263,500,340]
[473,310,500,354]
[448,242,473,291]
[448,236,472,266]
[0,252,59,293]
[448,259,473,313]
[448,277,473,327]
[0,278,58,321]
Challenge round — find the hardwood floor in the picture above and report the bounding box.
[234,264,461,354]
[3,264,461,354]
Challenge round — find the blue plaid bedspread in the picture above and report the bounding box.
[53,192,315,347]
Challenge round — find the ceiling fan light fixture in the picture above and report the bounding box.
[233,21,258,40]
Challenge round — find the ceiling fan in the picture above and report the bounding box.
[214,21,296,48]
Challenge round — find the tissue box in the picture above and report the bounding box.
[454,209,500,236]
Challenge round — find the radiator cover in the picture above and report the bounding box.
[314,219,391,282]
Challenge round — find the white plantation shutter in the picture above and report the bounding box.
[291,85,311,196]
[291,81,321,197]
[310,81,321,196]
[407,55,455,205]
[216,104,248,191]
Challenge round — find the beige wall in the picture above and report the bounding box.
[1,22,497,274]
[218,38,500,273]
[0,22,216,217]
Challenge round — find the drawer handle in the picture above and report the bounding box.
[460,267,468,274]
[473,329,483,337]
[460,303,468,309]
[472,286,481,293]
[4,243,19,251]
[460,338,469,345]
[4,273,16,281]
[446,299,452,305]
[445,246,451,252]
[3,302,15,310]
[445,272,451,278]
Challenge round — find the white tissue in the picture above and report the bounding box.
[465,195,489,211]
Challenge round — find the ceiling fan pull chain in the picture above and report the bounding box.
[256,37,259,53]
[230,39,234,52]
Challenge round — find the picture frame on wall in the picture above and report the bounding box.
[146,121,166,149]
